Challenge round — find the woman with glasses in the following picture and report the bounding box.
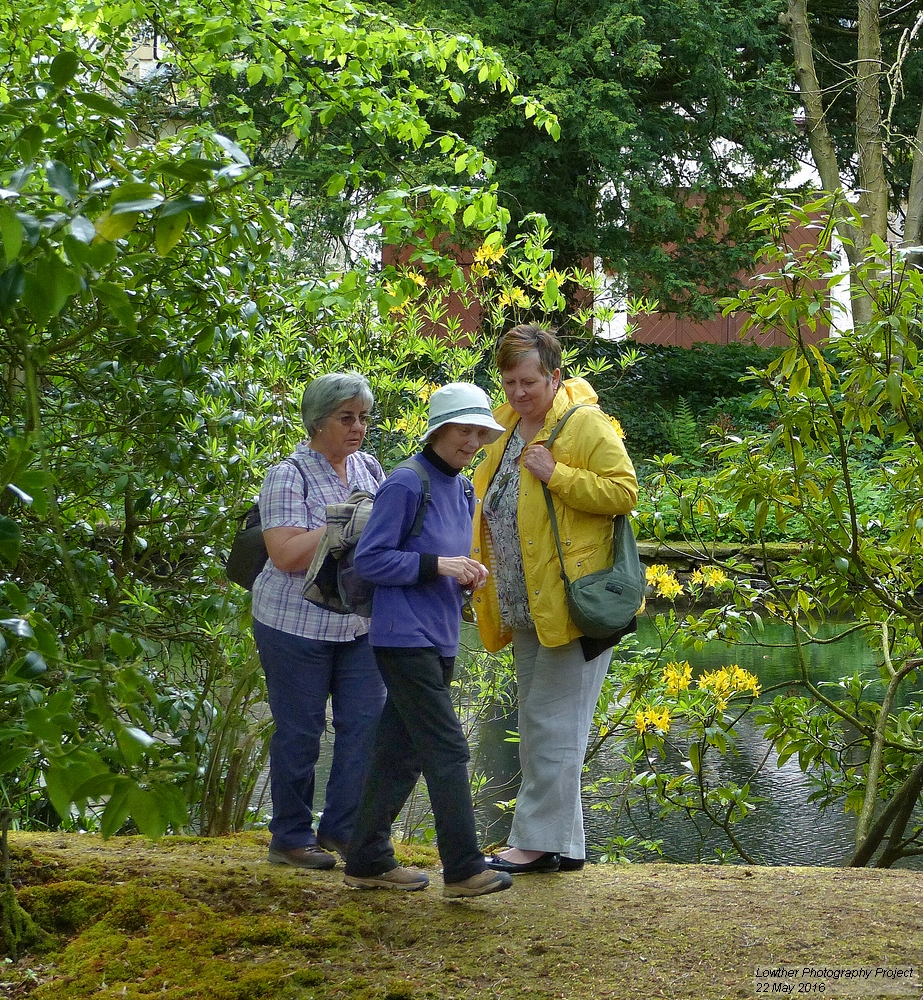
[252,372,387,870]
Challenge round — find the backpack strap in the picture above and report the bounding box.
[541,405,595,584]
[461,475,474,509]
[388,457,472,539]
[393,457,431,538]
[544,404,590,450]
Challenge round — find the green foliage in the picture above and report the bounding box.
[0,0,611,844]
[593,341,786,462]
[380,0,801,315]
[659,398,702,467]
[628,192,923,866]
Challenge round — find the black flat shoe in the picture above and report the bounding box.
[558,857,585,872]
[483,852,560,874]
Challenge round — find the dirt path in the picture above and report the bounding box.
[3,832,921,999]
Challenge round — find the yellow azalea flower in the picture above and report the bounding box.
[608,415,625,438]
[648,707,671,733]
[635,707,671,734]
[656,575,683,600]
[471,262,489,280]
[535,269,565,291]
[645,564,683,600]
[407,271,427,289]
[691,566,728,589]
[474,242,505,264]
[498,287,530,308]
[662,661,692,695]
[698,664,761,704]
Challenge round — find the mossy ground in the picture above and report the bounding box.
[1,832,920,999]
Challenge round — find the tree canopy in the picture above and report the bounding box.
[378,0,802,316]
[0,0,567,837]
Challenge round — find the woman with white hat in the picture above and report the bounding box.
[343,383,513,899]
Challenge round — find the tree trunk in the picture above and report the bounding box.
[848,758,923,867]
[902,99,923,265]
[782,0,891,325]
[783,0,843,199]
[856,0,888,248]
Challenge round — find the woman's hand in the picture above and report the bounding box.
[437,556,489,591]
[521,444,556,484]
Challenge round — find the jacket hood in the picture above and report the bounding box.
[492,376,599,431]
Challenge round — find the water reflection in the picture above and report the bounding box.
[472,615,923,869]
[287,614,921,868]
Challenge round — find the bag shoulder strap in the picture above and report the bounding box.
[540,405,592,583]
[236,455,308,527]
[543,403,590,450]
[280,455,310,494]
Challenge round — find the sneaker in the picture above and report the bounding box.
[268,845,336,870]
[344,866,430,891]
[443,869,513,898]
[317,836,349,862]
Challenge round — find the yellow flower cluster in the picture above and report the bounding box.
[406,271,427,289]
[498,287,531,309]
[535,268,566,291]
[635,706,672,734]
[391,414,426,436]
[646,564,683,600]
[690,566,728,589]
[698,665,761,710]
[662,661,692,695]
[474,242,505,264]
[383,280,406,314]
[608,415,626,438]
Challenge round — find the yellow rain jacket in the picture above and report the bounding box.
[471,377,639,652]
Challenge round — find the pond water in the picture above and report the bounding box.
[269,613,923,869]
[471,615,923,868]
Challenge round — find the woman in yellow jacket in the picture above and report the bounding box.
[473,324,639,874]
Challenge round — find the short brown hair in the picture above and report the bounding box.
[495,324,562,376]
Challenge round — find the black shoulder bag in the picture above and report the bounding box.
[225,458,308,590]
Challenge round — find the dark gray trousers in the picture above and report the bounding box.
[344,646,485,884]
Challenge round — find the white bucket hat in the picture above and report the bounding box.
[420,382,505,444]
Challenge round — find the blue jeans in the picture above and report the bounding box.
[344,647,485,885]
[253,621,386,851]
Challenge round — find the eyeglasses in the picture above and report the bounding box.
[333,412,373,428]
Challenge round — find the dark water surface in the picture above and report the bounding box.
[293,615,922,868]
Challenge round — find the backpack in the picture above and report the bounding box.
[303,457,474,617]
[224,458,309,590]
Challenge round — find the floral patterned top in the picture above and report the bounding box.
[482,426,533,629]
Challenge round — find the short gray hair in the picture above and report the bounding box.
[301,372,374,436]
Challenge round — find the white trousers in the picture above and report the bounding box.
[507,628,611,859]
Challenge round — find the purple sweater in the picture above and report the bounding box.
[354,449,474,656]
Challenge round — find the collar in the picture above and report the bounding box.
[422,444,462,477]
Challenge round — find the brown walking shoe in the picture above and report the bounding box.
[268,845,336,870]
[443,869,513,898]
[344,866,430,891]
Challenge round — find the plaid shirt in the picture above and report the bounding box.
[251,444,385,640]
